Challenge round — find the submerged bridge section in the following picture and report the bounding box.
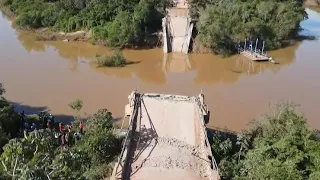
[111,91,220,180]
[163,0,194,54]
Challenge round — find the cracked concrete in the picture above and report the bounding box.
[111,93,218,180]
[128,95,214,180]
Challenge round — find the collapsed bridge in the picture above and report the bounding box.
[111,91,220,180]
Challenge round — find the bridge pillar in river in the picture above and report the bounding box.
[162,0,194,54]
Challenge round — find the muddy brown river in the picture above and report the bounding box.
[1,9,320,131]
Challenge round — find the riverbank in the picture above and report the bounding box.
[0,8,90,42]
[305,0,320,7]
[1,0,309,55]
[0,0,167,49]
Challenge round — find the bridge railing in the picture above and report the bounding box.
[112,93,140,178]
[238,47,268,57]
[195,96,220,179]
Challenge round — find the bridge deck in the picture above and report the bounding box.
[114,93,218,180]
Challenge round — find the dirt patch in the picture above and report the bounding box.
[35,28,90,42]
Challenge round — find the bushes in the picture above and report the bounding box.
[106,11,139,47]
[95,50,127,67]
[211,103,320,179]
[16,10,43,28]
[0,98,122,179]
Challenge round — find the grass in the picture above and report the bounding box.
[95,50,127,67]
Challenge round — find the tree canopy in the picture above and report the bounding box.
[0,0,309,54]
[211,103,320,179]
[0,0,168,48]
[193,0,307,55]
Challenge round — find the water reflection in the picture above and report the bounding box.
[14,30,301,86]
[17,32,46,53]
[162,53,191,72]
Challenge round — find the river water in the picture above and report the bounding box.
[1,9,320,131]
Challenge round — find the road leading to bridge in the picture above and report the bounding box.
[112,92,219,180]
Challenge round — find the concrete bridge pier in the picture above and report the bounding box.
[162,0,193,54]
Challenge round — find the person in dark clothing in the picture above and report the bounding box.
[24,122,29,130]
[20,111,25,131]
[31,123,37,131]
[49,114,55,129]
[39,112,47,129]
[39,112,44,126]
[43,113,48,129]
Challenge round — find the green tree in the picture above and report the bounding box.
[212,103,320,179]
[106,11,138,47]
[0,83,5,96]
[68,99,83,121]
[196,0,307,56]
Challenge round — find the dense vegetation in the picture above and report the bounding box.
[190,0,307,55]
[0,0,168,48]
[211,103,320,179]
[0,83,122,179]
[95,49,128,67]
[0,0,310,55]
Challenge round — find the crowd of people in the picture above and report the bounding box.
[19,111,84,146]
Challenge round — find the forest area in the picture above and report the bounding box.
[0,83,123,179]
[190,0,307,55]
[0,0,168,47]
[0,0,309,55]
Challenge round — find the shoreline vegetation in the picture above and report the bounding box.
[0,83,123,179]
[1,82,320,179]
[209,102,320,179]
[0,0,311,56]
[0,0,167,47]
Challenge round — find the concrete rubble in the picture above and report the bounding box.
[112,92,218,180]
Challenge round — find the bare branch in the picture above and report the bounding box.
[1,160,7,172]
[12,157,18,177]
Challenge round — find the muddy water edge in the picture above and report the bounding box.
[1,9,320,131]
